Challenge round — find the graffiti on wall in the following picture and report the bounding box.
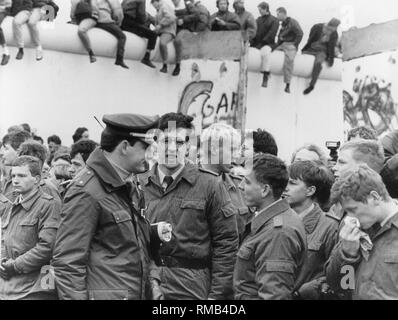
[177,60,240,133]
[343,52,398,136]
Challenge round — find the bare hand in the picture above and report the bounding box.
[157,222,172,243]
[340,217,361,258]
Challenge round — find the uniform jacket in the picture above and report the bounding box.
[154,1,176,36]
[277,17,303,49]
[0,189,60,300]
[179,2,210,32]
[233,199,307,300]
[251,14,279,49]
[235,9,257,41]
[326,213,398,299]
[294,204,339,294]
[0,0,11,13]
[302,23,339,64]
[121,0,145,24]
[139,162,239,300]
[220,172,253,242]
[52,148,160,300]
[210,10,241,31]
[10,0,33,16]
[96,0,123,24]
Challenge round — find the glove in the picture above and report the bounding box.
[297,277,326,300]
[150,279,164,300]
[0,259,18,280]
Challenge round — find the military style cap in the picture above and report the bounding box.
[102,114,159,143]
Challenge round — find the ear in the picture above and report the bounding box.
[306,185,316,198]
[369,190,382,204]
[119,140,130,155]
[34,175,41,185]
[261,184,270,199]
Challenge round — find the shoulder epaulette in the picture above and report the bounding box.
[198,167,219,177]
[229,174,243,181]
[273,216,283,228]
[0,194,10,203]
[41,193,54,201]
[73,169,95,187]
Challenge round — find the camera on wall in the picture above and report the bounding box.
[326,141,340,163]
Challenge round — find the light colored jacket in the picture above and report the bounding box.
[155,1,176,37]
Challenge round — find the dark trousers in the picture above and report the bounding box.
[121,17,157,51]
[0,12,7,46]
[96,22,126,60]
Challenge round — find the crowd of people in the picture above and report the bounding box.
[0,0,341,93]
[1,113,398,300]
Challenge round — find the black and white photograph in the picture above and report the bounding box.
[0,0,398,308]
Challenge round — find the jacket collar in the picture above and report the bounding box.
[141,162,198,188]
[222,172,236,191]
[374,212,398,240]
[302,203,323,234]
[86,148,126,191]
[251,199,290,234]
[18,187,42,211]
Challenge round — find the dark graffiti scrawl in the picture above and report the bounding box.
[344,74,397,135]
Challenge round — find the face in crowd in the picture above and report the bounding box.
[332,147,356,179]
[218,0,229,12]
[125,140,151,175]
[157,127,190,171]
[294,149,320,162]
[283,177,314,209]
[11,165,40,196]
[68,153,85,179]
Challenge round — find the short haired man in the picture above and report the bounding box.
[68,139,99,179]
[283,161,339,299]
[200,123,253,242]
[48,152,72,197]
[347,126,377,142]
[232,0,256,42]
[302,18,341,95]
[210,0,241,32]
[251,1,279,88]
[291,144,328,165]
[0,156,61,300]
[274,7,303,93]
[330,139,385,219]
[52,113,171,300]
[173,0,211,76]
[325,164,398,299]
[47,135,62,157]
[234,154,307,299]
[121,0,157,68]
[140,112,239,300]
[242,128,278,160]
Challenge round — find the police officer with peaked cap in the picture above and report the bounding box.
[52,113,171,300]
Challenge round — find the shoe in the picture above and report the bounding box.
[284,84,290,94]
[16,48,24,60]
[172,64,180,76]
[160,65,168,73]
[303,85,314,95]
[36,49,43,61]
[1,54,10,66]
[261,73,269,88]
[141,57,156,69]
[89,54,97,63]
[115,59,129,69]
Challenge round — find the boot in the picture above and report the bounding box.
[160,64,168,73]
[172,64,180,76]
[261,72,270,88]
[115,57,129,69]
[1,54,10,66]
[303,85,314,95]
[284,83,291,94]
[141,52,156,68]
[16,48,24,60]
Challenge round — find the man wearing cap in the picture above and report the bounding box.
[140,112,239,300]
[302,18,341,95]
[52,113,172,300]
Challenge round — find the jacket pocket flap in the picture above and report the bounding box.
[111,210,132,223]
[19,218,38,226]
[384,255,398,263]
[265,260,294,273]
[308,242,322,251]
[181,200,206,210]
[237,246,252,260]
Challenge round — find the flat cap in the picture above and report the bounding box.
[102,113,159,142]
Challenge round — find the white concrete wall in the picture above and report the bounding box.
[0,19,343,162]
